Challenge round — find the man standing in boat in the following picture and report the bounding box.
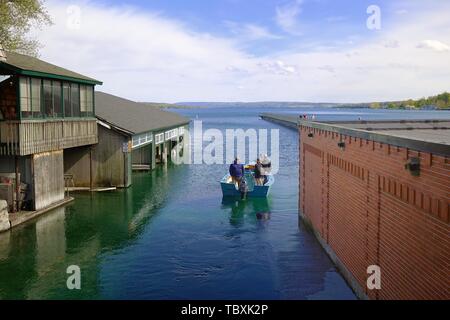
[260,154,272,185]
[229,157,245,187]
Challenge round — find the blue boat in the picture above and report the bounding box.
[220,169,274,198]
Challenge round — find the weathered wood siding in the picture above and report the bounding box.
[132,144,151,165]
[0,119,98,156]
[64,125,131,188]
[33,150,65,210]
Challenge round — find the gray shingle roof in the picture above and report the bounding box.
[0,51,102,85]
[95,91,190,135]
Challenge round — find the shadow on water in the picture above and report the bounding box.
[221,197,271,228]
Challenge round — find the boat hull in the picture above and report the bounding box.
[220,173,274,198]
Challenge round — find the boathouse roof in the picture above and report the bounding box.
[299,119,450,157]
[95,92,190,135]
[0,51,102,85]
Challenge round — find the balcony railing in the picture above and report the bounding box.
[0,119,98,156]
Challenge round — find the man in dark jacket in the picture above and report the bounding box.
[229,157,244,186]
[254,158,264,186]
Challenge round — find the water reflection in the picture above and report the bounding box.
[0,166,173,299]
[221,197,271,227]
[35,208,66,276]
[0,231,10,262]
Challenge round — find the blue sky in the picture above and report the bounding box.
[100,0,387,54]
[34,0,450,102]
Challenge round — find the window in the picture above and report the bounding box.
[43,80,53,117]
[18,77,93,119]
[31,78,41,116]
[20,77,31,113]
[53,81,62,117]
[80,85,94,116]
[86,86,93,116]
[20,77,42,118]
[71,84,80,117]
[63,83,71,117]
[80,85,87,113]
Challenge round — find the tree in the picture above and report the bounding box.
[0,0,52,57]
[370,102,381,109]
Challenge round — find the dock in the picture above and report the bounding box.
[260,113,298,129]
[8,197,74,228]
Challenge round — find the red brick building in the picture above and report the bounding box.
[298,120,449,300]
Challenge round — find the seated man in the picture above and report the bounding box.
[229,157,244,187]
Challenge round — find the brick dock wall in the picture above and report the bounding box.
[298,125,449,300]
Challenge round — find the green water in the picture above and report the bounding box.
[0,107,361,299]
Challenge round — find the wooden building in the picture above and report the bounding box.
[0,50,102,212]
[64,92,190,189]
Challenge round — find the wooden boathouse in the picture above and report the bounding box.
[64,92,190,189]
[0,50,101,214]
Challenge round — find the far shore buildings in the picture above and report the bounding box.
[0,49,189,232]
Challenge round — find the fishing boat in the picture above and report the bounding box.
[220,165,274,198]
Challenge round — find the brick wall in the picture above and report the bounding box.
[299,126,449,300]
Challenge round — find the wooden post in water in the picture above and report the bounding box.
[150,142,156,170]
[14,156,20,212]
[89,146,94,191]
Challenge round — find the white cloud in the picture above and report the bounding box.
[257,60,297,75]
[225,21,281,41]
[31,0,450,103]
[417,40,450,52]
[396,9,408,15]
[384,40,400,48]
[275,0,303,35]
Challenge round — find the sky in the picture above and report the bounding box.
[31,0,450,103]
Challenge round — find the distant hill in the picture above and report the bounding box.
[139,102,202,109]
[140,91,450,110]
[175,102,339,108]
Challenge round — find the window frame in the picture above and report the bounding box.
[17,76,95,120]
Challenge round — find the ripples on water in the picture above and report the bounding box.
[2,107,449,299]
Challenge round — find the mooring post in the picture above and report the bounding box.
[89,146,94,191]
[14,156,20,212]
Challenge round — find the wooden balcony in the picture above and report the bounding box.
[0,119,98,156]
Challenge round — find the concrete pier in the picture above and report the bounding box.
[0,200,10,232]
[7,197,74,229]
[260,113,298,129]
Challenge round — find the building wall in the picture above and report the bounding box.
[33,150,65,210]
[64,125,131,188]
[299,126,449,300]
[132,144,151,165]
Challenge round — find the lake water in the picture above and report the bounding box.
[0,107,449,299]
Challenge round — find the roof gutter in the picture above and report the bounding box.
[0,61,102,85]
